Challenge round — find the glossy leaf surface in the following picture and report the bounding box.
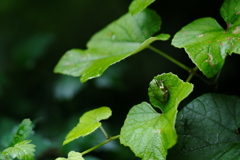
[120,73,193,160]
[63,107,112,145]
[172,0,240,78]
[169,93,240,160]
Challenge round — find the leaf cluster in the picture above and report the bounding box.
[53,0,240,159]
[0,119,35,160]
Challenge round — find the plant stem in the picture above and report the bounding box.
[100,126,109,139]
[186,67,198,82]
[148,45,191,72]
[148,45,220,85]
[81,135,120,156]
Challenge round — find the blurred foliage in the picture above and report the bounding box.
[0,0,239,159]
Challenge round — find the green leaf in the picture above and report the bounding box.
[120,73,193,160]
[0,153,5,159]
[2,140,35,160]
[168,93,240,160]
[11,119,33,146]
[54,9,167,82]
[172,0,240,78]
[129,0,156,15]
[63,107,112,145]
[55,151,84,160]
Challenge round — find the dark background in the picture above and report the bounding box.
[1,0,239,159]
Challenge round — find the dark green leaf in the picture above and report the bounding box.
[120,73,193,160]
[11,119,33,146]
[168,93,240,160]
[172,0,240,78]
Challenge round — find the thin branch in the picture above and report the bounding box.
[81,135,120,156]
[148,45,191,72]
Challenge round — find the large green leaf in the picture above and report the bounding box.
[54,9,169,82]
[168,93,240,160]
[172,0,240,78]
[63,107,112,145]
[120,73,193,160]
[129,0,156,15]
[2,140,35,160]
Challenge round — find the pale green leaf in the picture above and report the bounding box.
[172,0,240,78]
[2,140,35,160]
[63,107,112,145]
[54,9,165,82]
[168,93,240,160]
[129,0,156,15]
[120,73,194,160]
[55,151,84,160]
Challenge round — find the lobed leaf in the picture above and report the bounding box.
[55,151,84,160]
[129,0,156,15]
[63,107,112,145]
[168,93,240,160]
[54,9,169,82]
[120,73,193,160]
[2,140,35,160]
[172,0,240,78]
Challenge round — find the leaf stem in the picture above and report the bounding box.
[148,45,191,72]
[148,45,221,85]
[186,67,198,82]
[81,135,120,156]
[100,126,109,139]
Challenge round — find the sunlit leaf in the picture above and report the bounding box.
[168,93,240,160]
[55,151,84,160]
[172,0,240,78]
[120,73,194,160]
[129,0,156,15]
[54,9,169,82]
[2,140,35,160]
[63,107,112,145]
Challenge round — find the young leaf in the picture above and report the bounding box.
[10,119,34,146]
[168,93,240,160]
[172,0,240,78]
[2,140,35,160]
[54,9,169,82]
[120,73,193,160]
[129,0,156,15]
[63,107,112,145]
[55,151,84,160]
